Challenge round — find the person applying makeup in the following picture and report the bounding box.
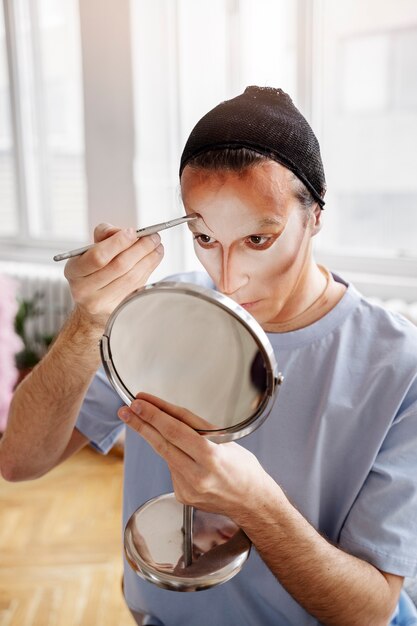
[2,87,417,626]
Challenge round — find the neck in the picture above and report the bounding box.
[274,258,327,324]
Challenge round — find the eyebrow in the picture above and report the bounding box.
[187,216,213,232]
[187,215,284,232]
[256,217,284,228]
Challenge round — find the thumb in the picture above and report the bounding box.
[93,222,121,243]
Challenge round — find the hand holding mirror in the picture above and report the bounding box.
[100,281,283,591]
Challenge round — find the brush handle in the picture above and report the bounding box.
[53,214,198,262]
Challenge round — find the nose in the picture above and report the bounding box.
[217,249,249,296]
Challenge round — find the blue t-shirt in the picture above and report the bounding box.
[76,272,417,626]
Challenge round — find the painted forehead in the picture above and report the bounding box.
[181,159,291,187]
[181,161,295,212]
[182,161,293,232]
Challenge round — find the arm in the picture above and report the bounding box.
[117,394,403,626]
[0,308,102,481]
[0,225,164,482]
[235,477,403,626]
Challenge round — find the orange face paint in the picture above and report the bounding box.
[181,161,324,327]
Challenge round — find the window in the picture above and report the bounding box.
[0,0,87,250]
[312,0,417,298]
[0,5,17,236]
[1,0,415,300]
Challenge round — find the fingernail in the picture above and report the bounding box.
[156,243,164,255]
[131,400,142,415]
[125,227,136,241]
[119,407,130,421]
[151,233,161,244]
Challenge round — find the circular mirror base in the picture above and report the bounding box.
[124,493,251,592]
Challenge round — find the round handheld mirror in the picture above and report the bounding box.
[101,281,283,591]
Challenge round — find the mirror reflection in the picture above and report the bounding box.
[105,285,271,432]
[124,494,251,589]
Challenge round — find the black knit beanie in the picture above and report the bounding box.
[180,86,326,207]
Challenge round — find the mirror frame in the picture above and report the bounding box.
[100,281,282,443]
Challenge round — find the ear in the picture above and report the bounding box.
[310,204,323,237]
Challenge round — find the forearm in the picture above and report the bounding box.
[0,307,103,481]
[234,478,395,626]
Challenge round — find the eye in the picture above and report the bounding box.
[245,235,275,250]
[193,234,217,247]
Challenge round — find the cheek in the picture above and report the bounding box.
[250,230,308,281]
[193,241,219,276]
[193,241,207,264]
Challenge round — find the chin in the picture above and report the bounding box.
[246,307,271,325]
[255,313,273,325]
[255,304,283,326]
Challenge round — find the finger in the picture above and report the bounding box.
[90,244,164,308]
[69,234,162,295]
[127,399,210,460]
[135,392,215,431]
[65,227,139,279]
[94,222,121,243]
[118,405,195,470]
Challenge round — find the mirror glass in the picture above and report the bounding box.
[102,282,277,438]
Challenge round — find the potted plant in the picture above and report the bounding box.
[0,274,22,433]
[14,292,54,384]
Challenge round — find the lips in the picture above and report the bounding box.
[239,300,261,309]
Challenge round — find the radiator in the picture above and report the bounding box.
[0,261,73,341]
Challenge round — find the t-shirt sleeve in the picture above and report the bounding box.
[75,368,125,454]
[339,395,417,577]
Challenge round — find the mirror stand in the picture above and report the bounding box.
[183,504,193,567]
[124,493,251,591]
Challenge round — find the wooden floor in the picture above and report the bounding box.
[0,446,136,626]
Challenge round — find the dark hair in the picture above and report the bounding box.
[184,147,318,214]
[185,146,265,172]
